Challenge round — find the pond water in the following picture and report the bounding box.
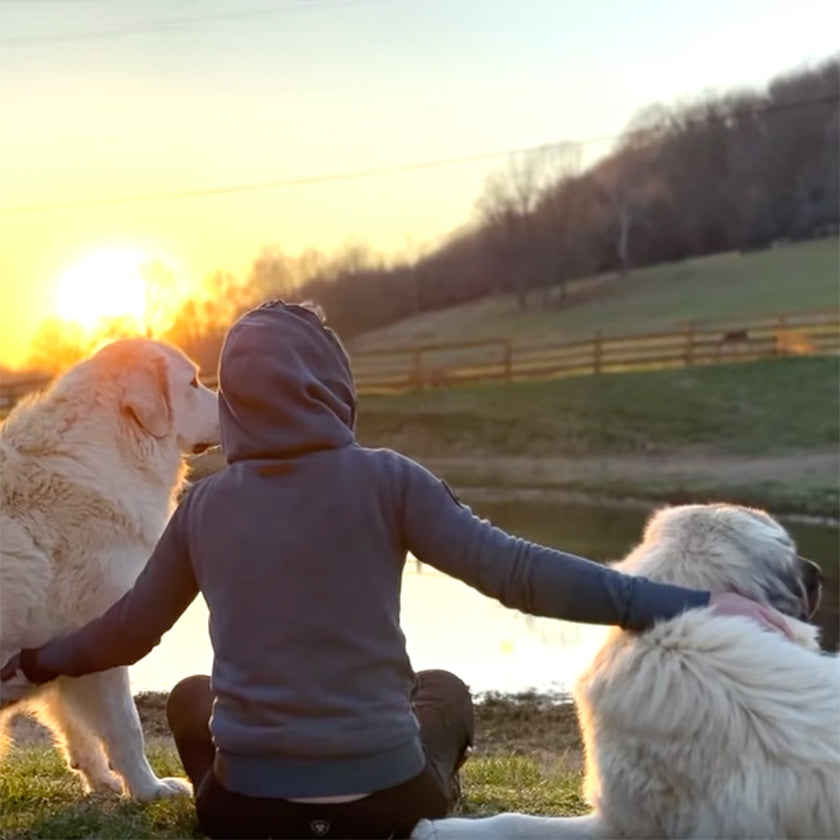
[129,499,839,696]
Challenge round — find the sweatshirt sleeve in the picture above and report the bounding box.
[24,501,199,682]
[399,459,709,631]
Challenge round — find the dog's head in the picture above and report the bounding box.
[87,338,220,456]
[616,504,822,622]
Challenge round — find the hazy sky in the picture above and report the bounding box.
[1,0,837,367]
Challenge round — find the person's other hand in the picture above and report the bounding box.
[709,592,795,640]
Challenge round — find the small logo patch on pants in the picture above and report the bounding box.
[310,819,330,836]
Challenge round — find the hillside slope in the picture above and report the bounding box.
[349,237,839,351]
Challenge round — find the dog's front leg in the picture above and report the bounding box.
[54,668,191,801]
[36,681,122,793]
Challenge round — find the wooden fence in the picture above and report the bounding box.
[346,310,839,393]
[1,310,837,417]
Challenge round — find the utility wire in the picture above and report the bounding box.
[0,3,315,45]
[0,145,550,216]
[0,91,586,149]
[1,93,836,217]
[0,1,380,45]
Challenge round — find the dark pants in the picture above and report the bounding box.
[166,670,474,839]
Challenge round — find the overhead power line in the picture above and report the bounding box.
[0,143,560,216]
[0,3,317,46]
[0,93,836,217]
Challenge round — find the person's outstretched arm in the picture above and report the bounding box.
[399,458,707,631]
[2,500,199,688]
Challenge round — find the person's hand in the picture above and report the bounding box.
[709,592,795,640]
[0,653,36,708]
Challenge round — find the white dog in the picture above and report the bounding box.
[414,504,839,839]
[0,338,219,800]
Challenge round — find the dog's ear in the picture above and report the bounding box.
[123,356,171,439]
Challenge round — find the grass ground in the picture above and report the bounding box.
[0,694,583,839]
[357,356,838,458]
[349,237,840,351]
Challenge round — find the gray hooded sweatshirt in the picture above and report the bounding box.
[29,302,709,798]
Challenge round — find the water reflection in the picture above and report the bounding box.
[129,499,839,694]
[130,565,609,695]
[473,498,839,651]
[400,566,608,696]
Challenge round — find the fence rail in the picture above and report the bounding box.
[346,310,839,392]
[1,310,837,416]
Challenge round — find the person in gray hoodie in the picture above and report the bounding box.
[1,301,792,839]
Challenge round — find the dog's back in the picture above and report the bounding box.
[413,505,840,840]
[575,504,840,839]
[0,339,217,800]
[576,610,840,839]
[0,425,158,681]
[0,366,173,696]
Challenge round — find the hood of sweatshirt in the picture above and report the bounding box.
[218,302,356,462]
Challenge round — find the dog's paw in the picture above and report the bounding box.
[143,776,192,800]
[410,819,438,840]
[84,770,124,796]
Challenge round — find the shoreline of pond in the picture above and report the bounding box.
[456,483,840,528]
[7,690,584,762]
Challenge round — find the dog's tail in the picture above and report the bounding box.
[411,813,606,839]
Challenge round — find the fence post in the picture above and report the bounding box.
[684,321,695,366]
[776,313,788,357]
[593,330,602,375]
[411,348,423,390]
[503,339,512,383]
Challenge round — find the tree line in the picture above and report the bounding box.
[22,56,839,376]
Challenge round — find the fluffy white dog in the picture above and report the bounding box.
[0,339,219,800]
[414,504,839,839]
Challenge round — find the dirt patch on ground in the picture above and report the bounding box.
[5,692,175,750]
[421,448,839,522]
[473,692,584,771]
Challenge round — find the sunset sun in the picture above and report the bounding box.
[54,248,149,329]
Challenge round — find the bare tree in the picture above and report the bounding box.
[476,143,580,307]
[27,318,90,375]
[249,246,298,302]
[530,143,586,306]
[331,237,378,277]
[140,259,179,338]
[596,129,667,277]
[296,247,329,287]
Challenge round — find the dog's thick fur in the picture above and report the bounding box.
[414,504,839,839]
[0,339,219,800]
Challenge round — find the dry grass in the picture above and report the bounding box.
[1,692,587,837]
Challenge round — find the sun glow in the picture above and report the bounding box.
[54,248,149,329]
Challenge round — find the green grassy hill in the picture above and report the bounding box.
[350,237,839,351]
